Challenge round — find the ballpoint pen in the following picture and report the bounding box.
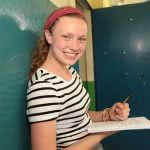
[123,95,131,103]
[113,96,131,115]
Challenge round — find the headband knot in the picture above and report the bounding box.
[44,6,86,30]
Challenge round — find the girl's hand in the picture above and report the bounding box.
[109,102,130,121]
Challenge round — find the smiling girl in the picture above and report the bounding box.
[26,6,130,150]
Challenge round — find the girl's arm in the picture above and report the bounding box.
[30,120,115,150]
[88,110,107,122]
[31,120,57,150]
[88,102,130,122]
[65,131,115,150]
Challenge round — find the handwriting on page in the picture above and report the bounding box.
[88,117,150,133]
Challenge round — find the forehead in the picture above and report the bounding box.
[53,16,87,34]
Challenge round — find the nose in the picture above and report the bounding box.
[69,39,80,51]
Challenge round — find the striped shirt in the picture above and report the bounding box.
[26,66,92,149]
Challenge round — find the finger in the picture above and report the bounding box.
[117,103,130,112]
[111,103,123,113]
[114,114,128,121]
[112,114,123,120]
[114,106,127,114]
[116,109,130,117]
[115,103,125,109]
[121,111,130,119]
[123,103,130,109]
[113,108,121,115]
[124,103,129,107]
[120,106,130,113]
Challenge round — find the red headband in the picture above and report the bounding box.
[44,6,86,30]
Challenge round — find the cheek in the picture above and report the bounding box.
[78,47,86,58]
[80,43,86,52]
[53,41,65,49]
[52,36,66,49]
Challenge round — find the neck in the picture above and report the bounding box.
[41,52,71,81]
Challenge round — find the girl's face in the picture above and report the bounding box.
[45,16,87,67]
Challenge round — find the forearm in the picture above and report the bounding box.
[88,111,103,122]
[88,109,110,122]
[64,133,105,150]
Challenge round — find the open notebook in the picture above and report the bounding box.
[88,117,150,133]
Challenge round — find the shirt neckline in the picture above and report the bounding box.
[38,67,74,83]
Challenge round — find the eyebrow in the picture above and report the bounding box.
[62,32,86,37]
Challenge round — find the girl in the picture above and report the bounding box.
[26,6,130,150]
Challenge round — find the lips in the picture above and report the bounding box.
[64,52,79,58]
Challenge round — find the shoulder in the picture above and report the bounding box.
[26,70,60,123]
[29,68,51,85]
[27,68,57,94]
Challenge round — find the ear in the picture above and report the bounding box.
[44,30,53,44]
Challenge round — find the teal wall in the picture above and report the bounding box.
[0,0,56,149]
[93,2,150,150]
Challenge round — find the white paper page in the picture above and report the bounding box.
[88,117,150,133]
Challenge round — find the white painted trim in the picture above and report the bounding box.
[77,1,95,81]
[49,0,75,7]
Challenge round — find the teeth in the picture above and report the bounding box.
[64,52,77,56]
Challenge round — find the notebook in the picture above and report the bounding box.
[88,117,150,133]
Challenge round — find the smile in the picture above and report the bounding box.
[64,52,78,57]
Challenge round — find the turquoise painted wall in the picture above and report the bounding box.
[93,2,150,150]
[0,0,56,149]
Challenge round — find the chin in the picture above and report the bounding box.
[65,60,77,66]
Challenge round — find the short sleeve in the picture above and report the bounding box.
[26,80,61,124]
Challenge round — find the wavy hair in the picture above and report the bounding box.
[29,7,86,78]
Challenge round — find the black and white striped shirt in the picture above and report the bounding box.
[26,66,92,149]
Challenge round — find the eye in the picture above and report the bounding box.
[78,38,86,43]
[62,35,71,41]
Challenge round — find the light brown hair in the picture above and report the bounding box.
[29,7,86,78]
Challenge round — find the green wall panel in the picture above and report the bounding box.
[83,81,96,110]
[0,0,56,149]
